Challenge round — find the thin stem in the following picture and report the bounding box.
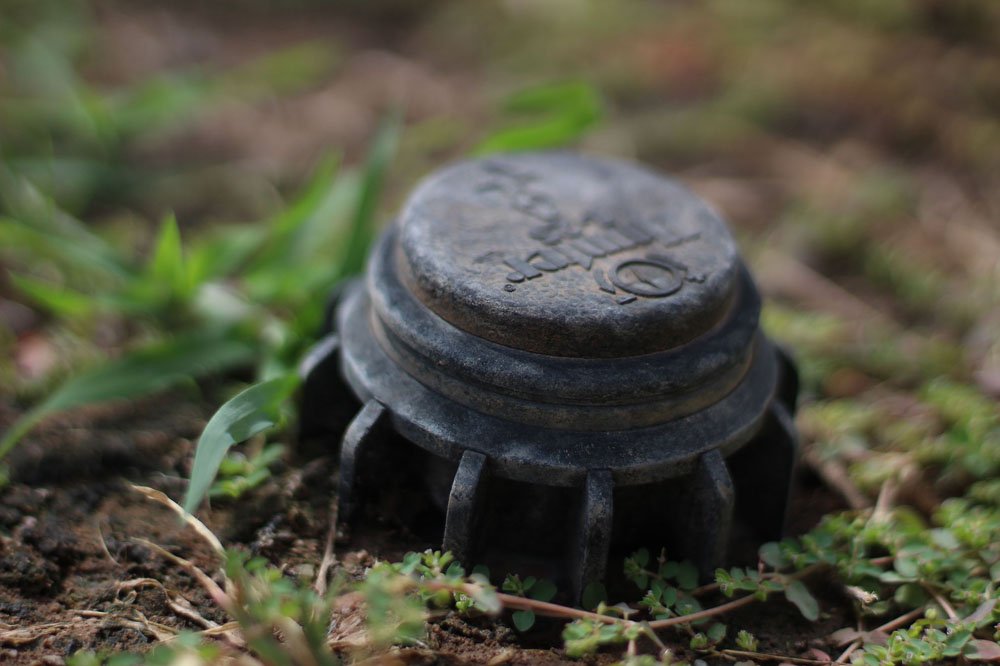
[648,562,826,630]
[921,584,958,621]
[495,592,618,623]
[438,562,828,633]
[835,640,861,664]
[875,607,927,633]
[425,580,622,625]
[639,621,669,655]
[832,607,929,664]
[314,498,339,597]
[835,618,865,664]
[721,649,830,665]
[691,580,720,596]
[647,594,755,630]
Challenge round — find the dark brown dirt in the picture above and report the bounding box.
[0,391,845,665]
[9,0,987,662]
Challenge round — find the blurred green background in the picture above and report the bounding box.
[1,0,999,499]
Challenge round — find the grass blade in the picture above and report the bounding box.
[0,332,256,461]
[183,374,299,513]
[335,110,401,281]
[0,166,133,279]
[9,272,94,317]
[148,213,186,295]
[474,81,604,154]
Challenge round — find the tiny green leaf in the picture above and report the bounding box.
[784,580,820,621]
[149,213,186,293]
[707,622,727,643]
[9,273,94,317]
[759,542,789,569]
[530,579,557,603]
[582,582,607,611]
[512,609,535,632]
[676,561,699,590]
[0,333,255,460]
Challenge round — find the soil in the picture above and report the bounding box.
[5,1,997,663]
[0,391,850,665]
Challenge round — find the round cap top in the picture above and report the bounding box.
[396,152,741,358]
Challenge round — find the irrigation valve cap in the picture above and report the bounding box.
[300,152,799,600]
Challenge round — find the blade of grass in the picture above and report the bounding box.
[148,213,186,296]
[243,152,348,295]
[8,272,94,318]
[0,219,129,282]
[474,81,604,154]
[0,166,133,279]
[334,110,401,281]
[0,332,256,460]
[183,374,299,513]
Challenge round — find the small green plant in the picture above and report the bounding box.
[210,442,286,501]
[0,112,400,497]
[0,1,335,216]
[501,573,558,630]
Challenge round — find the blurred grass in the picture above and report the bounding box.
[0,0,997,534]
[0,1,999,663]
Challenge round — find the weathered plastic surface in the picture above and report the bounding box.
[300,152,799,600]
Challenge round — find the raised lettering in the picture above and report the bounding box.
[504,258,542,281]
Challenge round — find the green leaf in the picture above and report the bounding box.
[335,111,401,281]
[244,154,347,293]
[183,374,299,513]
[660,561,678,579]
[784,580,819,621]
[221,42,336,98]
[707,622,727,643]
[148,213,186,294]
[512,609,535,632]
[474,81,603,154]
[9,273,94,317]
[0,168,133,279]
[929,528,959,550]
[0,217,131,281]
[894,556,920,579]
[676,561,699,590]
[581,582,607,611]
[502,574,522,594]
[530,579,557,603]
[759,542,789,569]
[893,583,927,608]
[945,630,973,656]
[0,332,256,461]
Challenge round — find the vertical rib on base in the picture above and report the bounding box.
[573,470,614,602]
[443,450,488,565]
[338,401,390,524]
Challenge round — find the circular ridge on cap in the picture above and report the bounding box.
[396,152,742,358]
